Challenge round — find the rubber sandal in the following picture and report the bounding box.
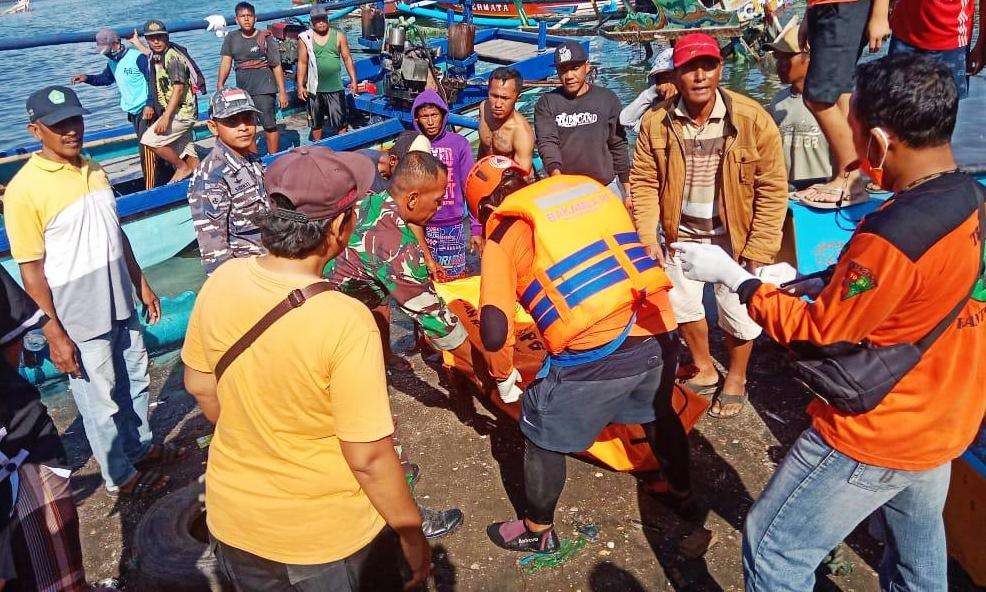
[109,470,171,499]
[134,443,192,471]
[707,391,747,419]
[680,376,721,397]
[790,184,870,210]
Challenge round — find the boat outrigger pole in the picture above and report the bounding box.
[0,0,388,52]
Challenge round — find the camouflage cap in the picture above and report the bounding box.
[142,19,169,37]
[210,87,261,120]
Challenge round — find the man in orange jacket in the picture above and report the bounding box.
[465,157,695,554]
[674,55,985,591]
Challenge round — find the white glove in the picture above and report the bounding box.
[205,15,228,37]
[670,242,754,292]
[496,368,523,404]
[755,262,798,285]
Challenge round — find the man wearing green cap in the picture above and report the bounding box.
[5,85,182,500]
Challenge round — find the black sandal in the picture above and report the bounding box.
[109,470,171,499]
[135,443,192,471]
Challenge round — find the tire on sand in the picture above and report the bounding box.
[130,480,227,591]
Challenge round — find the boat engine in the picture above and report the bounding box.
[381,25,441,107]
[380,21,474,108]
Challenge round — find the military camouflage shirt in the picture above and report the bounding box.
[187,140,268,274]
[325,191,467,350]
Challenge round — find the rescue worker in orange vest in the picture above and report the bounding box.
[465,155,696,553]
[675,55,986,590]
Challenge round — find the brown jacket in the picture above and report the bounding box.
[629,88,788,263]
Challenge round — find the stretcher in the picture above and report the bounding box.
[436,277,708,474]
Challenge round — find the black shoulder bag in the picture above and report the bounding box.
[792,186,985,414]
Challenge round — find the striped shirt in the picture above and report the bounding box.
[673,90,727,238]
[3,155,134,342]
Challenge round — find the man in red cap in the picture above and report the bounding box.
[182,146,430,591]
[629,33,787,419]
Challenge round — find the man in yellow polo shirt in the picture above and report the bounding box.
[182,147,430,590]
[4,86,175,499]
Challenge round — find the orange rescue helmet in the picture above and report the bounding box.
[465,155,529,221]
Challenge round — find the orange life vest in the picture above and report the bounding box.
[487,175,672,352]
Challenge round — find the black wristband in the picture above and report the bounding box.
[736,278,763,305]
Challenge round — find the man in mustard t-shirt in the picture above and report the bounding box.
[182,147,430,589]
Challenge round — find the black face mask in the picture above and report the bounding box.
[107,47,127,61]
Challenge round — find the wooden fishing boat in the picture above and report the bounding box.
[396,0,625,28]
[435,0,619,20]
[2,23,579,383]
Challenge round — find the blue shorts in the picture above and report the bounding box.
[520,332,678,453]
[888,37,969,99]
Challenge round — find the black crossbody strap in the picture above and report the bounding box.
[915,184,985,352]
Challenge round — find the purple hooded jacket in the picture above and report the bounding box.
[411,89,479,234]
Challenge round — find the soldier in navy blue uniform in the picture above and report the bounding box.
[187,88,268,274]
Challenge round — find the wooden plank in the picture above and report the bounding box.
[475,39,540,64]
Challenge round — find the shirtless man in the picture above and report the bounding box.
[479,67,535,174]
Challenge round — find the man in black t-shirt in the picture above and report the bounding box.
[0,267,87,590]
[217,2,289,155]
[534,41,631,206]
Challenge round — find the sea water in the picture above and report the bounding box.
[0,0,290,149]
[0,0,784,148]
[3,1,984,297]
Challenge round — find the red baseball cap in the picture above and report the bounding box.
[673,33,722,68]
[263,147,376,222]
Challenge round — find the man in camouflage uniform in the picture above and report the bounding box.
[187,88,268,275]
[325,150,469,540]
[326,151,469,355]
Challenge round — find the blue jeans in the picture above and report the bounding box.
[743,428,950,592]
[888,37,969,99]
[68,316,152,490]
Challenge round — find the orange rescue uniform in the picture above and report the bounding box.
[479,177,677,381]
[742,172,986,471]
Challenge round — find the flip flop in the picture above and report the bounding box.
[707,391,747,419]
[134,443,192,471]
[680,378,721,397]
[679,368,722,397]
[790,184,870,210]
